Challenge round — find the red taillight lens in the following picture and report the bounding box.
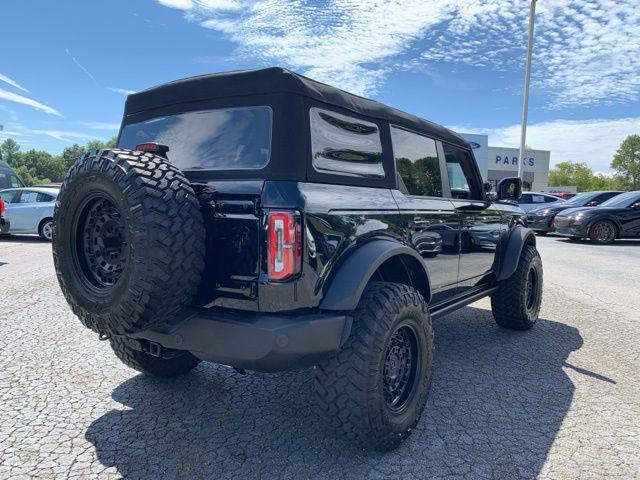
[0,198,4,215]
[267,210,301,281]
[135,142,169,156]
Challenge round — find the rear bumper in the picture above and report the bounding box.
[131,308,351,373]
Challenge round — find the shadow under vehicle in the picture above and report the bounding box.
[53,67,544,451]
[85,308,585,479]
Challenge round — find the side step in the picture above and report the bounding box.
[429,286,498,320]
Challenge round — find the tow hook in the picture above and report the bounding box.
[146,341,162,357]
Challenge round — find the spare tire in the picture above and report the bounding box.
[52,149,205,337]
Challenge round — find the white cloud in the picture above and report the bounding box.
[451,117,640,173]
[107,87,136,95]
[0,73,29,93]
[65,48,99,85]
[157,0,193,9]
[21,127,96,143]
[155,0,640,107]
[77,121,121,130]
[422,0,640,109]
[0,104,19,122]
[0,88,62,116]
[159,0,456,95]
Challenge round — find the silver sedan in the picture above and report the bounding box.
[0,187,59,240]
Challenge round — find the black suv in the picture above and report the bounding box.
[53,67,543,451]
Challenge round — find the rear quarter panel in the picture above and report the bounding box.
[260,181,404,311]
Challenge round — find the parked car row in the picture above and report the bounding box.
[516,191,564,212]
[0,187,59,240]
[526,190,640,244]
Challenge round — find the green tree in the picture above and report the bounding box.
[13,149,67,182]
[1,138,21,165]
[86,136,117,150]
[547,161,595,192]
[13,165,36,186]
[611,134,640,190]
[61,144,86,170]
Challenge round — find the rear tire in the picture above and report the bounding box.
[38,218,53,241]
[315,282,434,451]
[109,336,201,377]
[589,220,617,244]
[491,244,543,330]
[52,149,205,337]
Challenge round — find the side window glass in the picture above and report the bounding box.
[594,192,619,204]
[0,191,17,203]
[545,196,559,203]
[310,107,384,178]
[390,126,442,197]
[19,191,38,203]
[10,175,23,188]
[443,144,479,200]
[519,194,532,203]
[37,193,53,202]
[531,194,546,203]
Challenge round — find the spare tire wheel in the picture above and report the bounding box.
[52,148,205,337]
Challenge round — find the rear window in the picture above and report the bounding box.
[310,107,384,178]
[118,106,272,171]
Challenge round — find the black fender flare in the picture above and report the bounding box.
[320,240,431,311]
[495,225,536,281]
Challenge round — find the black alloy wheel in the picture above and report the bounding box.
[72,194,129,291]
[382,324,421,413]
[590,220,616,244]
[525,266,540,312]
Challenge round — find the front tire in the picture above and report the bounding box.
[109,336,201,377]
[491,244,543,330]
[589,220,617,244]
[315,282,434,451]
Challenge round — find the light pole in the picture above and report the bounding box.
[517,0,537,184]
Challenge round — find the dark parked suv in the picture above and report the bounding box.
[53,67,543,451]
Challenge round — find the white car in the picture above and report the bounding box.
[0,187,59,240]
[517,192,564,212]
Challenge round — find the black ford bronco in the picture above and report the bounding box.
[53,67,543,451]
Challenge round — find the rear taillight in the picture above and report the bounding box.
[135,142,170,158]
[267,210,301,281]
[0,198,4,215]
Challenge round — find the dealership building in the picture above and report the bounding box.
[460,133,550,192]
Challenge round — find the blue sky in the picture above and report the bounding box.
[1,0,639,173]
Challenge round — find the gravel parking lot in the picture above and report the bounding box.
[1,234,639,479]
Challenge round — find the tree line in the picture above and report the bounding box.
[1,134,639,191]
[548,134,640,192]
[0,137,116,186]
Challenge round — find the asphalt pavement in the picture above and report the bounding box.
[0,234,638,479]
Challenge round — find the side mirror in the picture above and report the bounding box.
[496,177,522,202]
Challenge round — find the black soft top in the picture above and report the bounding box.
[124,67,467,148]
